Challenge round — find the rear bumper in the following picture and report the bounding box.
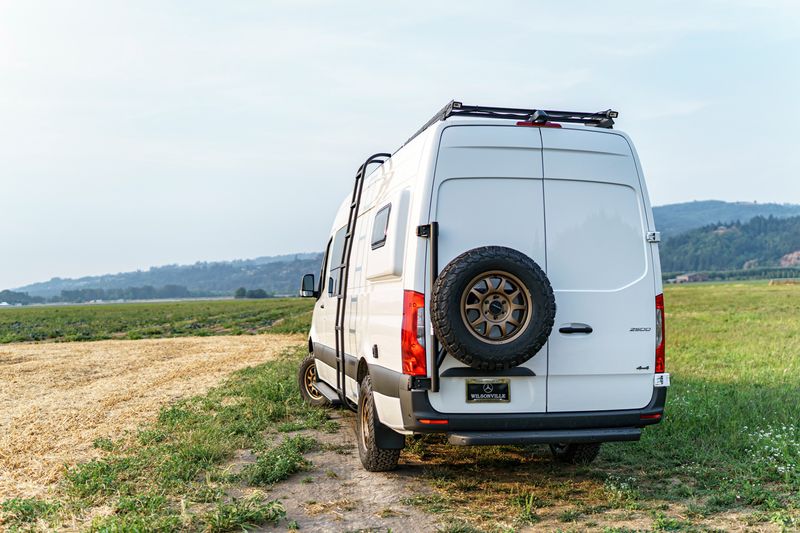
[396,376,667,436]
[366,362,667,442]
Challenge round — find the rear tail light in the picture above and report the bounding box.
[655,293,665,373]
[401,290,427,376]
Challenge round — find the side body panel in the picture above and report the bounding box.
[310,130,432,423]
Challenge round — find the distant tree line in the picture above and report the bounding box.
[663,267,800,283]
[233,287,272,299]
[1,284,282,306]
[653,200,800,240]
[48,285,198,304]
[2,286,205,305]
[0,290,46,305]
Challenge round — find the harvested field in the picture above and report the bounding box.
[0,334,304,500]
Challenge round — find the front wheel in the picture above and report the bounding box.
[356,375,401,471]
[549,443,601,465]
[297,354,329,407]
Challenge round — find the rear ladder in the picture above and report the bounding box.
[334,153,391,408]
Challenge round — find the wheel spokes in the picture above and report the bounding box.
[470,315,487,327]
[461,270,531,344]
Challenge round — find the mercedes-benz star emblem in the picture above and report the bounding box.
[482,383,494,393]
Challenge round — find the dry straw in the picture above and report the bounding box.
[0,335,303,499]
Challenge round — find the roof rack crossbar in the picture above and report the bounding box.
[402,101,618,147]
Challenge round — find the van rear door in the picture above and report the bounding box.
[541,128,655,412]
[429,125,548,414]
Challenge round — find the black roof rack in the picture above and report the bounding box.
[403,100,618,147]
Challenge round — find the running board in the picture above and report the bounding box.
[447,427,642,446]
[314,380,342,406]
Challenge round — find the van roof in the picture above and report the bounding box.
[403,100,619,148]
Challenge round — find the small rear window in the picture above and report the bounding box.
[371,204,391,250]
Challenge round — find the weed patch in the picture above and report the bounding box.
[0,498,60,528]
[240,435,317,486]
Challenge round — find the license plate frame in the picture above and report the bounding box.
[465,378,510,403]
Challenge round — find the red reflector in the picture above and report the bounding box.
[640,413,662,420]
[418,419,449,425]
[515,121,562,128]
[401,290,427,376]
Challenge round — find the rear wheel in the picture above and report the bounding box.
[297,354,329,407]
[356,375,401,471]
[549,443,601,465]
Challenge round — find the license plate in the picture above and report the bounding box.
[466,378,510,403]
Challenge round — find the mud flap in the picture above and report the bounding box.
[374,418,405,449]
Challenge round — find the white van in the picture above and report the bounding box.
[298,101,669,471]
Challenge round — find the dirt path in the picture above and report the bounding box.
[260,415,773,533]
[260,412,441,533]
[0,335,303,499]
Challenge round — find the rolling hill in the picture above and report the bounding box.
[653,200,800,239]
[15,253,323,299]
[660,215,800,272]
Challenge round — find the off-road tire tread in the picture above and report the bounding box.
[550,443,602,465]
[356,376,401,472]
[430,246,556,370]
[297,353,329,407]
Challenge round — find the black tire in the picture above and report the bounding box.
[297,354,329,407]
[549,443,601,465]
[356,375,401,472]
[430,246,555,370]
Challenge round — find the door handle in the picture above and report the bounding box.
[559,323,593,334]
[320,303,325,309]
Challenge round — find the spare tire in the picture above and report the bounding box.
[430,246,555,370]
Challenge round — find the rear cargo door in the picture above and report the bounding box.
[542,128,655,412]
[429,125,548,414]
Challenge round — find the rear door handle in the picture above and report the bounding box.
[559,323,593,334]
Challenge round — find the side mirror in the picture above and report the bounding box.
[300,273,317,298]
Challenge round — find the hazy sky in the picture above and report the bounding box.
[2,1,799,289]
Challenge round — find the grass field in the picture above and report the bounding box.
[0,298,314,343]
[1,283,798,531]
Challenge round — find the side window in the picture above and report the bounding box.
[371,204,391,250]
[318,238,332,297]
[327,225,347,296]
